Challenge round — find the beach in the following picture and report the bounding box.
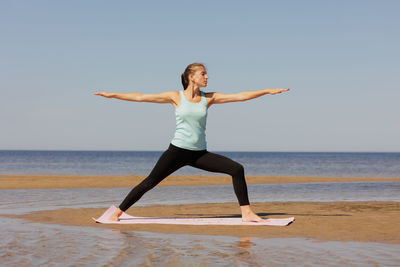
[1,174,400,244]
[1,174,399,189]
[2,173,400,266]
[5,201,399,244]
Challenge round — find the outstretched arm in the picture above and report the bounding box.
[94,91,178,105]
[207,88,290,106]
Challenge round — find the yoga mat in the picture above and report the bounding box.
[93,206,295,226]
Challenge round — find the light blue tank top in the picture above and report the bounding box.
[171,90,208,150]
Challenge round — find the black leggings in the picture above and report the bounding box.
[119,143,250,211]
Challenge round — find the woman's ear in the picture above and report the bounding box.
[188,73,194,82]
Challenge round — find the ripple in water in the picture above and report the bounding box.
[1,217,399,266]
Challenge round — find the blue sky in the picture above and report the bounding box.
[1,0,399,152]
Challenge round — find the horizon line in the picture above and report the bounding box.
[0,149,399,153]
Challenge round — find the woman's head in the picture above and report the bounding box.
[181,63,208,90]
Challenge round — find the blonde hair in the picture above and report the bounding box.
[181,63,206,90]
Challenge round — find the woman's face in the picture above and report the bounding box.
[190,67,208,88]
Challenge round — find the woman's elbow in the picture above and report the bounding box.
[237,93,249,102]
[134,93,145,102]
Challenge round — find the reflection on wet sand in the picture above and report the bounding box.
[238,237,254,249]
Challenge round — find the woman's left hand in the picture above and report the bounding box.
[268,88,290,95]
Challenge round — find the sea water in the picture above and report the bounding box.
[1,182,400,215]
[1,217,400,267]
[1,150,399,177]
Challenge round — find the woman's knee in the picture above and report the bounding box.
[231,162,245,177]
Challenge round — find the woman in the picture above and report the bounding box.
[94,63,289,222]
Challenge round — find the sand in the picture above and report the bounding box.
[1,174,400,244]
[4,202,400,244]
[1,174,399,189]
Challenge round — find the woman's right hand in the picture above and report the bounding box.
[94,92,114,98]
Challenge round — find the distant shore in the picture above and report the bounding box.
[1,174,399,189]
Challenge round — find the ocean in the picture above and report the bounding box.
[1,150,399,177]
[1,150,400,266]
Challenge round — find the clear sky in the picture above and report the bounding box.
[1,0,399,152]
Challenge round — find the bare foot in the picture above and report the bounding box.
[242,212,265,222]
[109,208,123,221]
[240,205,266,222]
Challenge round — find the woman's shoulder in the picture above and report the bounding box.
[165,91,181,108]
[163,90,180,97]
[204,91,216,98]
[167,90,181,94]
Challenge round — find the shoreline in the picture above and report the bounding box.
[2,175,399,244]
[3,201,400,244]
[1,174,399,189]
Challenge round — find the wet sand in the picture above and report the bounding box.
[3,202,400,244]
[1,174,399,244]
[1,174,399,189]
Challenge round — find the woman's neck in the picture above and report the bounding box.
[185,84,201,98]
